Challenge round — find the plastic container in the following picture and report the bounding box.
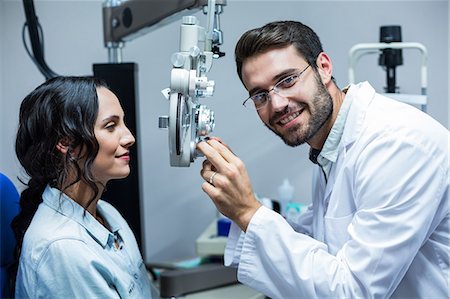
[285,202,304,222]
[278,178,294,217]
[217,216,231,236]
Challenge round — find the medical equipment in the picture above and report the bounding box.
[158,0,226,167]
[349,26,428,112]
[378,25,403,93]
[102,0,227,168]
[102,0,226,166]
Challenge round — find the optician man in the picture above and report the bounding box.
[197,21,449,299]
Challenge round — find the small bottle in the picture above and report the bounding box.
[217,214,232,237]
[278,178,294,217]
[285,201,304,223]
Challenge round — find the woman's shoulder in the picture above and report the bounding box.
[21,204,88,265]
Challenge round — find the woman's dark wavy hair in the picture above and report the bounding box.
[10,76,107,293]
[235,20,326,83]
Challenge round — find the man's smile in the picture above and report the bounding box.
[274,107,305,129]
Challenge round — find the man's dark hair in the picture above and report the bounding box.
[235,20,325,83]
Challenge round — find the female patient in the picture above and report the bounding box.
[12,76,152,298]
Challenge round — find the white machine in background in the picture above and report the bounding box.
[159,0,224,167]
[348,26,428,112]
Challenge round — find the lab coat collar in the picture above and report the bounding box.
[309,84,354,178]
[341,81,376,149]
[316,86,354,177]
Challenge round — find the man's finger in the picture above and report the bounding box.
[197,140,228,172]
[207,139,240,164]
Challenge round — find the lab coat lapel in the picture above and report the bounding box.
[313,82,375,243]
[322,82,375,217]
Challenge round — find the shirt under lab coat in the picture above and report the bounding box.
[225,82,450,299]
[15,185,152,299]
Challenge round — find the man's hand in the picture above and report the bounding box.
[197,137,262,231]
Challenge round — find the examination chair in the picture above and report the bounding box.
[0,173,20,298]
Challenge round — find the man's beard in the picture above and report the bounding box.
[265,75,333,147]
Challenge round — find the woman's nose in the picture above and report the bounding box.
[121,127,135,148]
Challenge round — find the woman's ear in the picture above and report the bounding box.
[315,52,333,85]
[56,139,70,154]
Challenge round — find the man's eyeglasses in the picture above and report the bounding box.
[242,64,310,111]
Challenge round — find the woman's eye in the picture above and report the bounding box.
[105,122,116,131]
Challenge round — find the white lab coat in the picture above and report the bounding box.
[225,82,450,299]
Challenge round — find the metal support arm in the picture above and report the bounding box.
[102,0,226,62]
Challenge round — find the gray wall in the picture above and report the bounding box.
[1,0,448,263]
